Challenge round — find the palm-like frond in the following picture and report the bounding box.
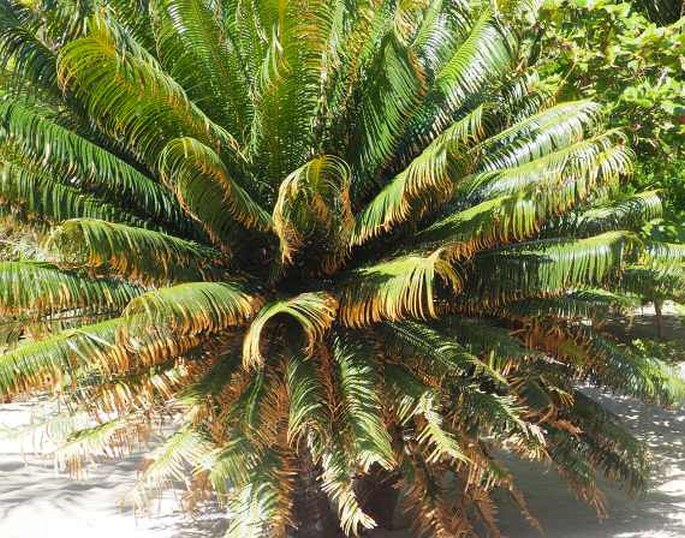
[0,260,141,316]
[0,0,59,97]
[353,105,484,245]
[150,0,253,140]
[338,250,461,327]
[572,191,663,236]
[0,102,186,229]
[57,17,239,168]
[0,160,151,228]
[123,281,261,335]
[1,2,682,536]
[47,218,227,283]
[273,155,354,270]
[333,333,396,471]
[467,231,634,305]
[159,137,272,250]
[243,292,337,368]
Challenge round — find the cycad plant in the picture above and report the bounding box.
[1,0,684,536]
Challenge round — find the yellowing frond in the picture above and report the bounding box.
[339,249,461,327]
[123,281,262,335]
[47,218,227,284]
[242,292,338,368]
[272,155,354,271]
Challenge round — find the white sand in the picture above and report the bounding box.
[1,375,683,537]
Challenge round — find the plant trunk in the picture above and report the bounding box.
[291,453,344,538]
[654,299,664,340]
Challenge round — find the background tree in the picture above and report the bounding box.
[0,1,684,536]
[534,0,685,239]
[532,0,685,331]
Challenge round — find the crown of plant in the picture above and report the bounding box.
[0,1,684,536]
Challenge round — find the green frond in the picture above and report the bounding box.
[243,292,338,368]
[225,448,294,538]
[643,241,685,269]
[332,333,396,471]
[316,437,378,536]
[123,281,261,336]
[379,320,482,378]
[461,131,630,203]
[468,231,635,305]
[55,412,151,475]
[570,391,649,494]
[345,32,427,188]
[353,105,484,245]
[150,0,253,139]
[434,9,513,118]
[56,17,239,169]
[159,137,272,250]
[420,187,584,261]
[272,155,354,270]
[523,322,684,405]
[499,289,638,320]
[129,427,215,509]
[573,191,663,235]
[248,0,337,182]
[0,160,151,227]
[384,363,467,464]
[411,0,471,75]
[47,218,227,284]
[0,101,187,226]
[476,100,605,173]
[205,435,257,498]
[0,317,125,397]
[581,330,685,405]
[0,260,142,316]
[285,351,325,444]
[0,0,59,97]
[338,250,461,327]
[441,316,523,353]
[545,425,606,513]
[620,265,685,301]
[456,388,545,455]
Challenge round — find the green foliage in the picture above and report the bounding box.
[534,0,685,237]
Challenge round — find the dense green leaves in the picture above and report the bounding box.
[0,260,141,316]
[47,218,227,283]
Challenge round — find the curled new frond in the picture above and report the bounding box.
[243,292,339,368]
[273,155,354,270]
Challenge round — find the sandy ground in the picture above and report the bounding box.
[0,311,683,537]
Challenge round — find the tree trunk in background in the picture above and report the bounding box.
[654,299,664,340]
[291,453,344,538]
